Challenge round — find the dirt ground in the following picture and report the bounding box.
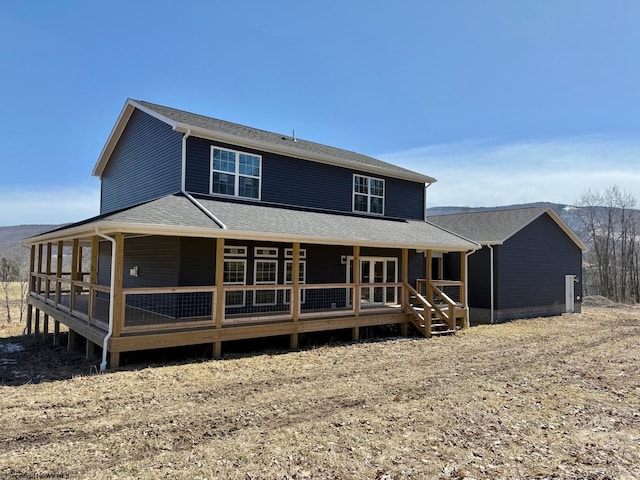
[0,300,638,479]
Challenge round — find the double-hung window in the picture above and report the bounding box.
[353,174,384,215]
[211,147,261,199]
[223,246,246,307]
[253,247,278,306]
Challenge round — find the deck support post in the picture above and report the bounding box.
[86,340,95,359]
[26,304,33,335]
[110,352,120,369]
[67,329,76,351]
[214,238,225,359]
[353,246,360,317]
[34,308,40,336]
[53,320,60,346]
[352,326,360,341]
[401,248,409,336]
[42,313,49,341]
[290,242,300,351]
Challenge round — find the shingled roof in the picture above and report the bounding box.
[93,99,436,184]
[25,193,478,251]
[428,207,587,250]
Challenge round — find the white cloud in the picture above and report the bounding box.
[0,185,100,226]
[380,135,640,207]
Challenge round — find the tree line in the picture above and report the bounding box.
[575,185,640,303]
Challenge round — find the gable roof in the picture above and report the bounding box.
[92,99,436,184]
[25,193,478,251]
[428,207,587,251]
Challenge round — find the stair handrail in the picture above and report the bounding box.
[427,280,457,330]
[407,283,450,321]
[405,283,432,337]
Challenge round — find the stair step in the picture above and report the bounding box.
[431,329,457,335]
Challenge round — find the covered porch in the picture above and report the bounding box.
[23,194,478,369]
[25,235,471,369]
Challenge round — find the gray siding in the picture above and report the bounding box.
[467,246,492,309]
[97,236,180,288]
[122,236,180,288]
[496,214,582,310]
[100,109,182,214]
[184,136,425,220]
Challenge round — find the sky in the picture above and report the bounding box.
[1,1,639,226]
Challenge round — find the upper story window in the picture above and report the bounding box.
[353,174,384,215]
[211,147,261,199]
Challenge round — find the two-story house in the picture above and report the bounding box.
[24,99,479,370]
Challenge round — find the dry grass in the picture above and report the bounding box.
[1,303,639,479]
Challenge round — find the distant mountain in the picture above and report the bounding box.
[0,225,60,259]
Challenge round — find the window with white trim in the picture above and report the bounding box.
[211,147,261,199]
[223,258,246,307]
[284,260,306,304]
[353,174,384,214]
[255,247,278,258]
[284,248,306,259]
[253,259,278,306]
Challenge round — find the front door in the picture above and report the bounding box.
[348,257,398,306]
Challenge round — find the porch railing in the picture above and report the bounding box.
[30,272,110,330]
[31,277,407,333]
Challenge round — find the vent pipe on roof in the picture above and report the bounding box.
[292,129,296,142]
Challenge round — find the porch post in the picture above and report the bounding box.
[214,238,225,359]
[353,245,360,317]
[401,248,409,336]
[45,243,52,301]
[460,251,468,329]
[425,250,433,304]
[34,308,40,336]
[290,243,301,350]
[70,239,80,312]
[110,233,125,368]
[56,241,64,306]
[90,236,99,284]
[89,236,99,322]
[29,244,36,293]
[26,245,35,335]
[36,244,43,296]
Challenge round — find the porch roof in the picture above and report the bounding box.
[24,193,479,251]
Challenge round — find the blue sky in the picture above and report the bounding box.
[1,1,639,226]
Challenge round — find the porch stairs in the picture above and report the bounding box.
[405,284,465,337]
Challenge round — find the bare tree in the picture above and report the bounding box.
[575,186,639,303]
[1,256,20,323]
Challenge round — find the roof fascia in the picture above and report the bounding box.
[92,99,178,177]
[496,208,587,251]
[23,220,477,252]
[92,100,435,184]
[544,209,588,252]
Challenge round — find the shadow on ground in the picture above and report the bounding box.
[1,325,413,386]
